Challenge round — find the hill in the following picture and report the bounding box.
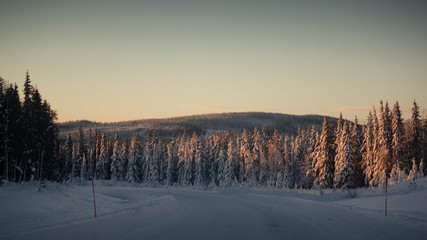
[58,112,337,141]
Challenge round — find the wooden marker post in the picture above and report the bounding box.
[92,178,97,219]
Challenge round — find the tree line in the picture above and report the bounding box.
[58,100,426,189]
[1,72,426,189]
[0,72,58,183]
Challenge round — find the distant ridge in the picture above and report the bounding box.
[58,112,338,141]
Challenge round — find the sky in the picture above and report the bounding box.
[1,0,426,123]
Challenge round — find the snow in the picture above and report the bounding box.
[1,179,427,240]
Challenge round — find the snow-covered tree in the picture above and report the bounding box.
[127,134,143,183]
[73,127,85,180]
[281,135,292,188]
[351,117,364,187]
[245,128,261,186]
[290,132,305,188]
[240,129,251,183]
[194,136,208,187]
[371,101,393,186]
[267,130,284,187]
[166,137,179,185]
[391,102,408,182]
[121,140,129,181]
[334,122,356,189]
[407,101,423,168]
[218,147,232,188]
[312,118,336,189]
[362,111,375,186]
[147,131,160,184]
[63,134,73,181]
[110,133,124,181]
[96,133,109,180]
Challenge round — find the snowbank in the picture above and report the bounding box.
[0,181,175,239]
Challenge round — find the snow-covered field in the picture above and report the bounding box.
[1,179,427,240]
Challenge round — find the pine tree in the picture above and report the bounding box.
[0,72,57,183]
[194,136,208,187]
[127,134,142,183]
[267,130,284,187]
[80,153,87,180]
[1,82,23,182]
[282,135,292,188]
[166,137,179,185]
[96,133,109,180]
[21,71,36,181]
[63,134,73,181]
[312,118,336,189]
[182,133,198,186]
[334,122,356,189]
[147,131,160,184]
[240,129,251,183]
[372,101,393,186]
[391,102,408,181]
[303,126,317,189]
[290,132,304,188]
[95,130,101,176]
[351,117,364,187]
[217,147,232,188]
[110,133,124,181]
[86,130,96,179]
[177,134,188,186]
[73,127,85,180]
[207,134,220,187]
[121,140,129,180]
[246,128,261,186]
[407,101,422,168]
[362,111,375,186]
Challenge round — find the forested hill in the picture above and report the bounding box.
[59,112,337,141]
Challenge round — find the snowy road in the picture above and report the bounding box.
[135,189,427,240]
[2,183,427,240]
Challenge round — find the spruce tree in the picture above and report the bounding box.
[194,136,208,187]
[351,117,364,187]
[407,101,422,168]
[282,135,292,188]
[246,128,261,186]
[1,82,23,182]
[62,134,72,181]
[391,102,408,181]
[73,127,85,180]
[147,131,160,184]
[372,101,393,186]
[110,133,124,181]
[21,71,36,181]
[312,118,336,189]
[86,130,96,179]
[240,129,251,183]
[166,137,179,185]
[96,133,109,180]
[334,122,356,189]
[127,134,143,183]
[362,111,376,186]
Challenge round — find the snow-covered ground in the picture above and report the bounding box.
[1,179,427,240]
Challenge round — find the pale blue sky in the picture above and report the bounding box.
[1,0,426,122]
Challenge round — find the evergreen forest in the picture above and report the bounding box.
[1,73,427,190]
